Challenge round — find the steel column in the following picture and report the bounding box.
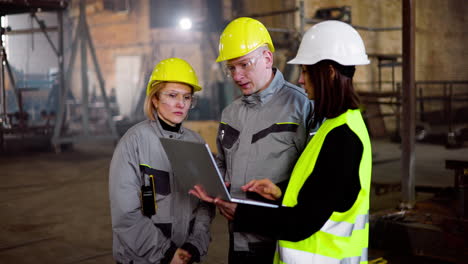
[0,20,5,151]
[83,20,118,138]
[400,0,416,208]
[80,0,89,136]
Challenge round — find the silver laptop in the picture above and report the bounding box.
[160,138,279,208]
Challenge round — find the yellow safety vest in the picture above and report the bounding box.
[275,109,372,264]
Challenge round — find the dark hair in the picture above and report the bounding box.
[306,60,360,128]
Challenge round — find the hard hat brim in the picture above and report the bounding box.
[287,56,370,66]
[146,81,202,96]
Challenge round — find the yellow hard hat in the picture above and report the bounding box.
[216,17,275,62]
[146,58,202,96]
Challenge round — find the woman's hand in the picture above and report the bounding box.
[213,198,237,221]
[189,183,237,220]
[242,179,282,200]
[170,248,191,264]
[189,184,215,203]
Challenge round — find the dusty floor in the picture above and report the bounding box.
[0,138,466,263]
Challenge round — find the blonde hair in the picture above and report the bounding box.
[144,82,166,120]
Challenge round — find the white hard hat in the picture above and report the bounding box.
[288,20,370,66]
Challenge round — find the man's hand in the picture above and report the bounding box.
[242,179,282,200]
[170,248,191,264]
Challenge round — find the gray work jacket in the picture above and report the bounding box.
[216,69,314,251]
[109,118,215,264]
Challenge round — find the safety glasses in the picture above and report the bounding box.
[223,53,263,78]
[159,91,198,109]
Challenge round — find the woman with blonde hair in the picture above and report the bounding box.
[110,58,214,264]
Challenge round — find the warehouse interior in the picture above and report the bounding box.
[0,0,467,263]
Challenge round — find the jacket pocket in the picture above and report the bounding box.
[219,122,240,149]
[139,165,171,195]
[154,223,172,238]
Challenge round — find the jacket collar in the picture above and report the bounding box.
[150,114,186,139]
[241,68,284,107]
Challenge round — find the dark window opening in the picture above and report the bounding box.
[103,0,130,13]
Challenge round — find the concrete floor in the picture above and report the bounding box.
[0,138,466,263]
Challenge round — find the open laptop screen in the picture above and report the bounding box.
[160,138,278,208]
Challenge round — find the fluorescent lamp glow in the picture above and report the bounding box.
[179,18,192,30]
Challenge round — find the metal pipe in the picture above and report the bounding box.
[416,80,468,85]
[5,26,58,35]
[267,27,295,33]
[378,59,382,91]
[447,84,453,134]
[84,19,118,139]
[1,19,23,129]
[53,14,79,147]
[31,12,59,56]
[0,17,7,124]
[400,0,416,209]
[305,18,402,31]
[245,8,299,18]
[4,57,23,128]
[352,25,402,32]
[3,56,17,104]
[418,87,425,121]
[57,10,65,134]
[79,0,89,136]
[53,7,81,147]
[0,22,5,151]
[299,0,305,36]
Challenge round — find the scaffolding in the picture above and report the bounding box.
[0,0,118,153]
[52,0,118,148]
[0,0,68,152]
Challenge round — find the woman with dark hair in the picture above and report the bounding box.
[304,60,360,128]
[190,20,372,264]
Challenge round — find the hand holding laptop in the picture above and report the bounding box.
[241,179,282,201]
[160,138,279,209]
[189,179,283,221]
[189,184,237,221]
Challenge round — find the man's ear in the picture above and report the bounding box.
[263,50,274,68]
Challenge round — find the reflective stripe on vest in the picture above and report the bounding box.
[278,247,368,264]
[277,109,372,264]
[321,212,368,237]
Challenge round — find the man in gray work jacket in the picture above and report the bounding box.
[213,17,314,264]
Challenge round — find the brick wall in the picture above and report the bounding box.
[70,0,467,124]
[69,0,212,117]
